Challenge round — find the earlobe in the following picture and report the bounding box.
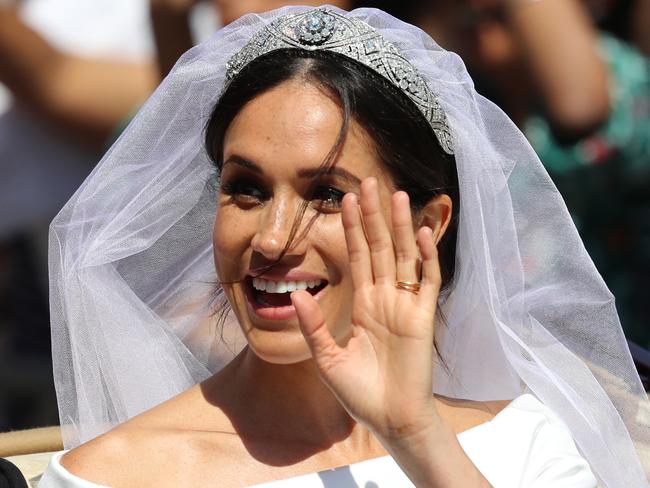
[419,194,453,245]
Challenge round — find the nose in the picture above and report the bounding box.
[251,197,307,261]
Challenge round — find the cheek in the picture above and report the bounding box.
[212,206,254,277]
[312,215,350,285]
[310,217,355,343]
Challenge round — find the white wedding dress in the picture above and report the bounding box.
[38,394,597,487]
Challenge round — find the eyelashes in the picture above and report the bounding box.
[311,185,345,212]
[219,176,346,213]
[220,177,268,206]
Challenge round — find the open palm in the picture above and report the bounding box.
[291,177,442,440]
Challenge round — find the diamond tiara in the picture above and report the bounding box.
[224,8,454,155]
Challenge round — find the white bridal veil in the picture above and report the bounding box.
[48,6,650,487]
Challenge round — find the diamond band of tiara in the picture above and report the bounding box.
[225,9,454,155]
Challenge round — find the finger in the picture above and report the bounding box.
[342,193,372,289]
[291,290,342,369]
[359,178,396,283]
[416,226,442,313]
[391,191,420,283]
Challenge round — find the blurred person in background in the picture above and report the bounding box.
[409,0,650,350]
[0,0,160,433]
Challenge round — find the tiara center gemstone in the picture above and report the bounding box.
[296,10,335,45]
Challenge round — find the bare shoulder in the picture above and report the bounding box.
[60,422,239,487]
[434,394,513,434]
[61,424,158,487]
[60,384,237,487]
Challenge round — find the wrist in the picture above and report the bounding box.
[377,411,446,453]
[379,417,491,488]
[371,400,442,444]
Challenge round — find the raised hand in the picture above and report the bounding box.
[291,177,442,441]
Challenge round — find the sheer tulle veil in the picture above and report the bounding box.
[48,6,650,486]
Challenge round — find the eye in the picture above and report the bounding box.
[310,185,345,213]
[220,177,268,206]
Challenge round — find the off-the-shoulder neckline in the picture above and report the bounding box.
[48,393,540,487]
[456,392,539,436]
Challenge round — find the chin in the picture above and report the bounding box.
[244,327,314,364]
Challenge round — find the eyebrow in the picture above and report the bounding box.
[296,166,362,185]
[222,155,263,174]
[222,155,362,185]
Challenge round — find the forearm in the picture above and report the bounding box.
[0,6,158,145]
[377,414,492,488]
[505,0,609,134]
[43,57,158,145]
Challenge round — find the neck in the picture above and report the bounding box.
[203,347,380,459]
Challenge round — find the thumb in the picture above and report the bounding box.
[291,290,341,367]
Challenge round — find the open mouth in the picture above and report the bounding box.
[244,276,328,321]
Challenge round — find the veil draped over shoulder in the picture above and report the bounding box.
[48,6,650,487]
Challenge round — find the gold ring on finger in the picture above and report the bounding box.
[395,281,421,294]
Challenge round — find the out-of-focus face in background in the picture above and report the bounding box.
[421,0,522,78]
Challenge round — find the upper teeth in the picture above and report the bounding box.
[252,278,323,293]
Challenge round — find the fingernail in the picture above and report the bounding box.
[395,191,409,202]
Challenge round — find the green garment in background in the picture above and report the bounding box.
[526,34,650,349]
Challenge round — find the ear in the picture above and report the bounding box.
[418,194,453,245]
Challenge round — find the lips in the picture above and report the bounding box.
[244,275,328,321]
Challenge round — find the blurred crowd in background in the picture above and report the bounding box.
[1,0,649,433]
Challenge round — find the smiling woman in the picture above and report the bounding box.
[206,47,458,373]
[209,49,458,374]
[40,6,648,488]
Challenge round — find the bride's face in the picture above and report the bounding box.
[213,79,396,364]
